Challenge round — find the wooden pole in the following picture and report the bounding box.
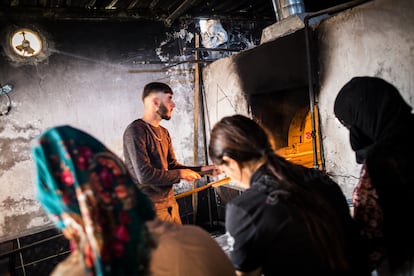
[175,177,232,199]
[193,33,200,223]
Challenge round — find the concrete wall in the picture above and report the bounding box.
[317,0,414,197]
[0,19,264,242]
[0,20,196,242]
[202,55,250,133]
[202,28,309,137]
[203,0,414,199]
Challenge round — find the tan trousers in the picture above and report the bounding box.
[152,189,182,224]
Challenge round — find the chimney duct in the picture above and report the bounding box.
[271,0,305,22]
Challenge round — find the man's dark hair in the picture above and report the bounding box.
[142,82,173,101]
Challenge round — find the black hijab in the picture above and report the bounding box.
[334,76,413,163]
[334,77,414,271]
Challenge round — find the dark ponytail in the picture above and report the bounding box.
[209,115,350,272]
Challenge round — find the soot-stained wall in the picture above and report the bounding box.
[0,18,199,242]
[0,18,265,241]
[318,0,414,197]
[0,20,195,242]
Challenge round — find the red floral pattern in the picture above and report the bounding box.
[61,169,75,186]
[43,141,136,274]
[35,127,153,276]
[353,164,385,270]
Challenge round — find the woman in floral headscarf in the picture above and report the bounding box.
[32,125,235,276]
[334,76,414,275]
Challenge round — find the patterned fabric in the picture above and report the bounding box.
[32,125,155,276]
[352,164,385,270]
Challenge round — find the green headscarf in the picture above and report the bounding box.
[32,125,155,276]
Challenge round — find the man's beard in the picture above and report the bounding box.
[157,103,171,120]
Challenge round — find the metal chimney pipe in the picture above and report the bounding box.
[271,0,281,21]
[271,0,305,21]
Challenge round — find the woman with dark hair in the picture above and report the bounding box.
[32,125,235,276]
[334,76,414,275]
[208,114,369,276]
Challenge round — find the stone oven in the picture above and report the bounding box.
[203,22,323,170]
[202,16,327,226]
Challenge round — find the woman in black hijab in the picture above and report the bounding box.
[334,76,414,275]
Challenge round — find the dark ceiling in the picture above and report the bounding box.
[0,0,355,25]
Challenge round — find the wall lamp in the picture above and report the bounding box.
[3,25,51,65]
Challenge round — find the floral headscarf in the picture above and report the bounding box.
[32,125,155,276]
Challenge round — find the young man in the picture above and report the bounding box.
[123,82,215,224]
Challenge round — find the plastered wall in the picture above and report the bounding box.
[0,19,264,242]
[0,20,197,242]
[202,55,250,132]
[317,0,414,197]
[203,0,414,199]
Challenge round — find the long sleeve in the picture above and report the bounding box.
[123,119,202,199]
[165,133,201,172]
[123,120,181,188]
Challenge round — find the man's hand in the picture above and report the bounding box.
[200,164,221,176]
[179,169,201,182]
